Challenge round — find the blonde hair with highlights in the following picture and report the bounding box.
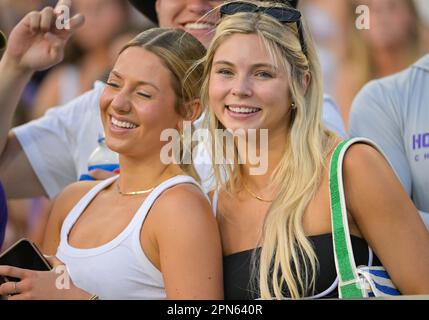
[121,28,206,180]
[199,1,337,299]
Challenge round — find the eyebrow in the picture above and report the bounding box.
[213,61,278,71]
[110,70,160,91]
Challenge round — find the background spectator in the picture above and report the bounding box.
[334,0,426,127]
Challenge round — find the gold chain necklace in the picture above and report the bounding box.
[116,184,154,196]
[242,180,274,203]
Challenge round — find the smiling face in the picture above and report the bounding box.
[100,47,182,158]
[155,0,223,48]
[209,33,292,137]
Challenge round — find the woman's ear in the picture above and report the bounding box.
[303,72,311,94]
[155,0,161,16]
[184,99,202,122]
[176,99,202,133]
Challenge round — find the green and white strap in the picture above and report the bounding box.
[329,137,388,298]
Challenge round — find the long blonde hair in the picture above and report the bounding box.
[199,1,337,299]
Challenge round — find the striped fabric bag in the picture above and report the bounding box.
[329,138,401,298]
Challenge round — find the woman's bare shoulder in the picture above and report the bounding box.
[149,183,215,231]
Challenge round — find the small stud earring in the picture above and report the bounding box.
[291,102,297,109]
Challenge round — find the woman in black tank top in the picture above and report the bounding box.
[197,0,429,299]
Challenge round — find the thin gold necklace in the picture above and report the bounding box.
[242,180,274,203]
[116,184,154,196]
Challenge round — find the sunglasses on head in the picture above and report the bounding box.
[219,1,307,57]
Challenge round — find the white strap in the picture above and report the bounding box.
[212,189,219,217]
[131,175,206,228]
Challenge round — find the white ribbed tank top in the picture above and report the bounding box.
[56,175,204,300]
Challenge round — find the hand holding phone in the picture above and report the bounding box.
[0,239,87,300]
[0,238,51,284]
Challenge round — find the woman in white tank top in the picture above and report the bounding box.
[0,28,223,300]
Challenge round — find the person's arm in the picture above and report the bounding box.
[3,84,104,199]
[0,1,84,198]
[0,56,33,154]
[0,1,84,153]
[149,184,223,299]
[0,181,97,300]
[349,80,429,227]
[0,133,47,198]
[344,144,429,294]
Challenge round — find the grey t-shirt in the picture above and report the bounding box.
[349,54,429,228]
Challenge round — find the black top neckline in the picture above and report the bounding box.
[223,233,377,299]
[224,233,365,258]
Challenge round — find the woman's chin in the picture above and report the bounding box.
[104,138,125,154]
[225,127,249,136]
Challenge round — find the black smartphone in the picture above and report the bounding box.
[0,238,52,284]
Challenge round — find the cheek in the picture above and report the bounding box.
[100,10,125,33]
[139,103,180,131]
[393,13,413,36]
[208,79,227,111]
[137,105,162,124]
[259,83,289,106]
[99,91,112,115]
[99,94,113,131]
[157,1,181,26]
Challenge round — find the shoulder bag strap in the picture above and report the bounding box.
[329,137,383,298]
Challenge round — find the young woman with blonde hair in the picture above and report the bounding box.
[0,28,223,300]
[200,0,429,299]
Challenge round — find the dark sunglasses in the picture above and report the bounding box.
[219,1,307,57]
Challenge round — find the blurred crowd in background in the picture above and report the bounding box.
[1,0,429,252]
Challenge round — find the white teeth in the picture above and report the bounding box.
[111,117,137,129]
[185,22,213,30]
[228,106,261,114]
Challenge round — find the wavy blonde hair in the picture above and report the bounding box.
[198,1,337,299]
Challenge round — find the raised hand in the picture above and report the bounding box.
[4,0,85,73]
